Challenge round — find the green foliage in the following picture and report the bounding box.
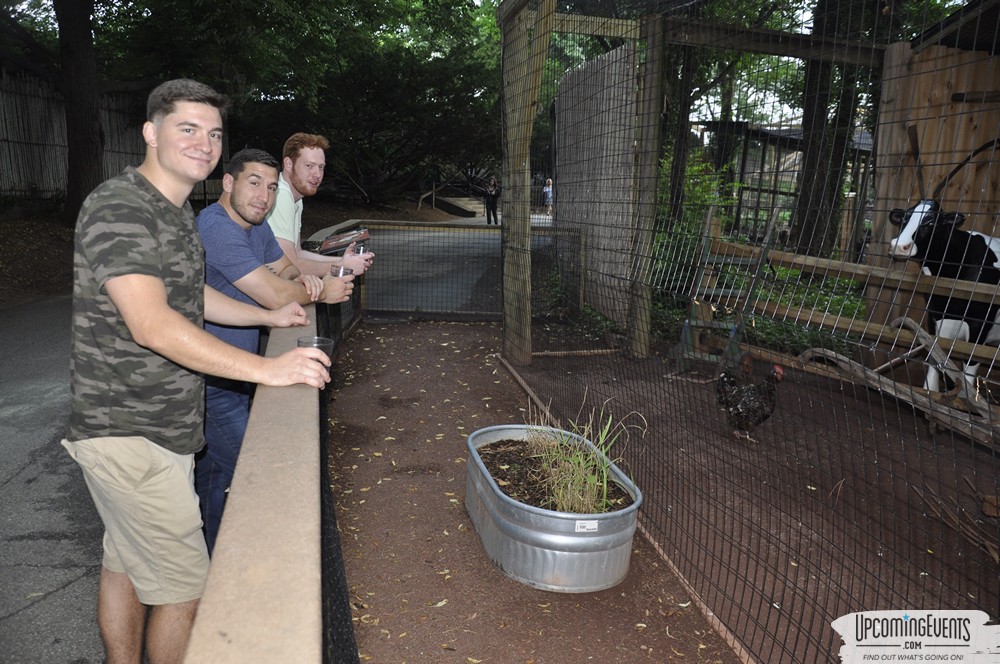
[651,154,739,296]
[698,266,865,355]
[2,0,502,204]
[743,315,857,356]
[527,404,645,514]
[750,271,864,356]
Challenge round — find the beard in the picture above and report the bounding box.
[289,170,320,198]
[230,197,268,226]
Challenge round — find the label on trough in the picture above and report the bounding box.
[575,520,599,533]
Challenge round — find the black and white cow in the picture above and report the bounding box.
[888,199,1000,392]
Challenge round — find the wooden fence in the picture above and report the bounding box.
[0,68,145,199]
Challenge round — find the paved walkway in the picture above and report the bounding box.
[0,295,105,663]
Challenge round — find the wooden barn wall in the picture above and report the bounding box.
[554,44,637,325]
[0,68,145,200]
[869,43,1000,345]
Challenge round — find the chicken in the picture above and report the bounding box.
[716,363,784,441]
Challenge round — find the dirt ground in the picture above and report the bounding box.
[503,344,1000,662]
[328,321,743,663]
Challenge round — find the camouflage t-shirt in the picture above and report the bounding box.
[68,167,206,455]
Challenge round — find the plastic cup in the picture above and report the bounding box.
[331,265,354,278]
[297,336,335,358]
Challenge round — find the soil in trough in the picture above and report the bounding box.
[476,438,634,512]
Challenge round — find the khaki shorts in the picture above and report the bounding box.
[62,435,209,605]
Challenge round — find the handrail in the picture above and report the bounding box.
[417,182,443,209]
[184,308,323,663]
[712,237,1000,304]
[705,237,1000,366]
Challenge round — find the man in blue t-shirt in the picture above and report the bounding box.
[195,148,354,553]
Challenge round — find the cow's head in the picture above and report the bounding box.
[888,199,966,261]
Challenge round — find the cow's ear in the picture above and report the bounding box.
[889,208,905,226]
[943,212,966,227]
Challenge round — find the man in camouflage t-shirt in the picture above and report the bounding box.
[62,79,334,664]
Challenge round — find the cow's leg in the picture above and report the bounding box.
[963,361,981,392]
[929,318,970,392]
[925,366,941,392]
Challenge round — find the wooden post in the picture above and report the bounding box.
[628,15,663,358]
[838,192,856,259]
[499,0,556,366]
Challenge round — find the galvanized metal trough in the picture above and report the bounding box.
[465,425,643,593]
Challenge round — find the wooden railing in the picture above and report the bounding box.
[706,237,1000,367]
[184,308,324,663]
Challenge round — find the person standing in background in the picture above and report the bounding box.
[543,178,554,216]
[484,176,501,225]
[62,79,332,664]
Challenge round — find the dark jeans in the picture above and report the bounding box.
[195,385,250,555]
[485,202,499,225]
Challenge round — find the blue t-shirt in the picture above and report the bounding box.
[196,202,284,355]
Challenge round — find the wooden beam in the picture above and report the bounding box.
[496,0,530,26]
[718,294,1000,367]
[710,238,1000,305]
[498,0,557,365]
[661,17,884,68]
[512,6,883,66]
[952,91,1000,103]
[551,13,640,40]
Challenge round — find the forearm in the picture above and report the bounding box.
[275,262,301,280]
[164,316,272,383]
[107,275,314,387]
[291,250,341,277]
[204,285,281,326]
[258,279,317,308]
[121,292,270,384]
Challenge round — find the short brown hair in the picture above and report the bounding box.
[225,148,279,178]
[282,133,330,162]
[146,79,229,123]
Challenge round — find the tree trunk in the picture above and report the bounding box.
[790,55,834,255]
[53,0,104,227]
[666,45,696,227]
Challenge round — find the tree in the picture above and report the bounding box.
[660,0,796,231]
[244,0,503,202]
[2,0,503,210]
[53,0,102,225]
[1,0,103,224]
[787,0,961,256]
